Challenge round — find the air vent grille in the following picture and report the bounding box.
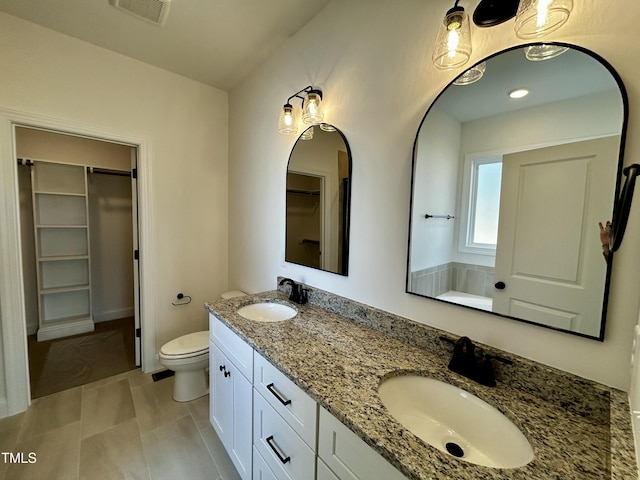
[110,0,171,25]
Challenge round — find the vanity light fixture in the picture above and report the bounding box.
[473,0,520,27]
[453,61,486,85]
[432,0,472,70]
[514,0,573,39]
[278,85,324,135]
[509,88,529,99]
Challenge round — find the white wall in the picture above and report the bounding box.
[228,0,640,390]
[411,107,460,271]
[0,10,229,394]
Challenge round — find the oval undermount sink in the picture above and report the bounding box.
[378,375,533,468]
[236,302,297,322]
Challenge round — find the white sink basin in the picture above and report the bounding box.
[378,375,533,468]
[236,302,297,322]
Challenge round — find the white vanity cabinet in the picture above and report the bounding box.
[209,313,405,480]
[210,316,253,480]
[318,407,406,480]
[253,351,317,480]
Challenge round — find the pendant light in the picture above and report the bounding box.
[514,0,573,39]
[301,89,324,125]
[432,1,472,70]
[278,103,298,135]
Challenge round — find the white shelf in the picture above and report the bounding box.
[32,161,93,341]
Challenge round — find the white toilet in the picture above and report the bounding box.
[159,290,246,402]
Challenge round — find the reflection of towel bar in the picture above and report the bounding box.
[425,214,455,220]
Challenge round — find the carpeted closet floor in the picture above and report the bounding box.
[27,317,137,399]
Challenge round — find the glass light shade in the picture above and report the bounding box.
[453,61,486,85]
[432,6,472,70]
[302,91,324,125]
[300,126,314,140]
[278,103,298,135]
[514,0,573,39]
[524,44,569,61]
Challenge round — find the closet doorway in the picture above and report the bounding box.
[16,127,141,398]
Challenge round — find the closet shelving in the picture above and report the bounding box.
[30,160,94,341]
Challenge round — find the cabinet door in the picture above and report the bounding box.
[210,342,253,480]
[318,407,406,480]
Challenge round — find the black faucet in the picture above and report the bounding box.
[444,336,512,387]
[278,278,308,305]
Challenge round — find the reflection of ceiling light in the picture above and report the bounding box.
[524,44,569,61]
[509,88,529,99]
[453,62,486,85]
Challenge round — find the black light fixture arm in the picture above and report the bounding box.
[610,163,640,252]
[285,85,323,105]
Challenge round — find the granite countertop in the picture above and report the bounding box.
[205,289,637,480]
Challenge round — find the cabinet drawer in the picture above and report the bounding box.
[210,314,253,381]
[254,391,315,480]
[318,407,406,480]
[254,351,318,449]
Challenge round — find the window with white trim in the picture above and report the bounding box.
[459,156,502,255]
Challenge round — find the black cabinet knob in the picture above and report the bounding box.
[494,281,506,290]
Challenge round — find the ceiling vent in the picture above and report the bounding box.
[110,0,171,26]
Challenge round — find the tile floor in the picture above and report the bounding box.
[0,369,241,480]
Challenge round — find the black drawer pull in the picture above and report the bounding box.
[266,435,290,464]
[266,383,292,406]
[219,365,225,372]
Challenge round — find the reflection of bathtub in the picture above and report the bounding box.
[436,290,493,312]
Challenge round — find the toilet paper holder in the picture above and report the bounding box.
[172,293,192,306]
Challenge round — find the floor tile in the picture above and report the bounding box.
[200,425,241,480]
[0,412,25,479]
[18,386,82,442]
[79,418,150,480]
[131,378,188,434]
[6,421,81,480]
[142,415,220,480]
[187,395,210,430]
[81,378,136,438]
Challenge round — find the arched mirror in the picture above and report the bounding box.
[285,124,351,275]
[407,43,628,340]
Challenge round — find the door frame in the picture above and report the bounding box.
[0,107,156,417]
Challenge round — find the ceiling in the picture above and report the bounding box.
[436,46,621,123]
[0,0,332,90]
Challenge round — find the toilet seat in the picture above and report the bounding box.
[159,331,209,359]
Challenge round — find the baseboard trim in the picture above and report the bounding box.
[37,318,95,341]
[94,308,135,323]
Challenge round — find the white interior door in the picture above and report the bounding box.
[493,136,619,337]
[131,148,141,366]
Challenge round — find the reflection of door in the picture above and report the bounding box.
[285,173,323,268]
[493,137,618,337]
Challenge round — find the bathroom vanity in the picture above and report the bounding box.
[206,284,636,479]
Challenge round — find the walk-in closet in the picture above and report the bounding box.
[16,127,138,398]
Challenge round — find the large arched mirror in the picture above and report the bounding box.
[285,124,351,275]
[407,43,628,340]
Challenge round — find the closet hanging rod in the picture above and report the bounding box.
[425,214,455,220]
[87,167,131,177]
